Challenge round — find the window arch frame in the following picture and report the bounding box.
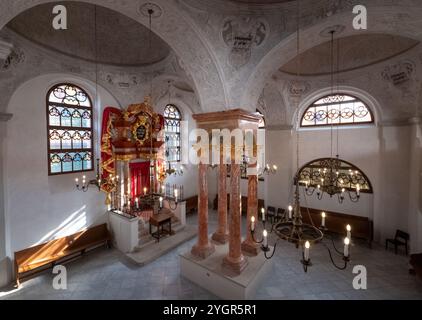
[46,82,94,176]
[163,103,182,167]
[300,93,375,128]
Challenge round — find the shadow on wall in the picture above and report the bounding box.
[32,205,87,246]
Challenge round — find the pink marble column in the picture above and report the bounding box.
[191,162,215,259]
[241,166,259,256]
[212,152,228,244]
[223,161,248,274]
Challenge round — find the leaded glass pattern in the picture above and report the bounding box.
[164,104,181,166]
[47,84,93,175]
[301,94,374,127]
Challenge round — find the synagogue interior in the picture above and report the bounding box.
[0,0,422,301]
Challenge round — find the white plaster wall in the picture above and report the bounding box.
[0,119,12,287]
[4,74,120,256]
[407,123,422,252]
[265,125,414,245]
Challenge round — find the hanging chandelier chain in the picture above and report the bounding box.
[94,5,98,109]
[148,9,153,97]
[295,0,301,177]
[336,37,340,157]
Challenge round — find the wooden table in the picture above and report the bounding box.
[149,212,172,242]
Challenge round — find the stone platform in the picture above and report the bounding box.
[127,225,196,266]
[180,242,272,300]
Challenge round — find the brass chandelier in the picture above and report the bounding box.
[249,1,353,272]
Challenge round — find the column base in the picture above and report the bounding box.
[222,255,248,275]
[191,242,215,260]
[241,240,259,256]
[212,232,229,245]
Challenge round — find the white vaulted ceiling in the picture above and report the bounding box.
[7,2,171,67]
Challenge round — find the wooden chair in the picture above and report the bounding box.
[267,206,276,223]
[386,230,410,255]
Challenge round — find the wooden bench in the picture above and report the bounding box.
[184,195,198,214]
[213,194,265,215]
[14,223,111,286]
[300,207,373,246]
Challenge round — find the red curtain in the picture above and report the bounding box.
[130,162,150,198]
[100,107,122,192]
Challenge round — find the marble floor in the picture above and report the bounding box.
[1,212,422,300]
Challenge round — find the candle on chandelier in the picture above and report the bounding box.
[161,185,165,194]
[135,197,139,209]
[75,178,79,187]
[356,185,360,196]
[304,241,310,262]
[261,207,265,222]
[263,229,268,248]
[174,188,178,202]
[288,205,293,219]
[344,237,350,257]
[346,224,352,240]
[321,212,326,227]
[159,196,163,209]
[82,176,86,187]
[143,187,147,195]
[251,216,255,232]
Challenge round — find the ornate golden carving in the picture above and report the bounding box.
[131,115,151,146]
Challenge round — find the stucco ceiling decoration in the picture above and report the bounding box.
[229,0,294,4]
[280,34,419,76]
[6,2,171,67]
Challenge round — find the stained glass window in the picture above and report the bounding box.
[47,84,93,175]
[164,104,181,167]
[301,94,374,127]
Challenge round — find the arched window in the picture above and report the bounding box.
[301,94,374,127]
[47,83,93,175]
[164,104,182,166]
[256,109,266,128]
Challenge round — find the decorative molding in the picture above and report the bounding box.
[381,60,415,86]
[222,17,268,69]
[139,3,163,18]
[0,113,13,122]
[0,46,24,71]
[0,39,13,60]
[319,25,345,38]
[288,81,311,96]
